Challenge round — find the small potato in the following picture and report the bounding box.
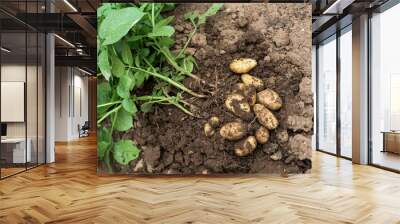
[229,58,257,74]
[220,122,247,141]
[257,89,282,111]
[204,122,215,137]
[209,116,220,128]
[234,136,257,157]
[241,74,264,91]
[253,104,279,130]
[255,126,269,144]
[232,84,256,106]
[225,94,254,121]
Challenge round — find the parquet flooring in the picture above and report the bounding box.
[1,135,400,224]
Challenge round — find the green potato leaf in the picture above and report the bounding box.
[113,140,140,165]
[98,49,111,80]
[148,25,175,37]
[122,98,138,115]
[111,54,125,78]
[114,107,133,132]
[116,74,133,99]
[99,7,145,45]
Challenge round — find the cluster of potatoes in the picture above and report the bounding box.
[204,58,283,157]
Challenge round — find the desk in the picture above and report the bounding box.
[1,138,31,163]
[382,131,400,154]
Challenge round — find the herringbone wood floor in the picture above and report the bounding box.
[1,136,400,224]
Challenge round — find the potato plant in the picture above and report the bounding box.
[97,3,223,170]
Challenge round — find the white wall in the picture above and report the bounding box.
[54,67,89,141]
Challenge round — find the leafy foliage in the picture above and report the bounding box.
[97,3,223,170]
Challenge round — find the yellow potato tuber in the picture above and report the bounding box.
[225,94,254,121]
[256,89,282,111]
[241,74,264,91]
[209,116,221,128]
[229,58,257,74]
[234,136,257,156]
[220,121,247,141]
[255,126,269,144]
[253,104,279,130]
[204,122,215,137]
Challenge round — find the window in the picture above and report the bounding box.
[339,27,352,158]
[370,3,400,171]
[317,35,337,154]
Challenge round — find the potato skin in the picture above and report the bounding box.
[232,84,256,106]
[257,89,282,111]
[225,94,254,121]
[220,122,247,141]
[204,122,215,137]
[255,126,269,144]
[229,58,257,74]
[253,104,279,130]
[234,136,257,156]
[241,74,264,91]
[209,116,220,128]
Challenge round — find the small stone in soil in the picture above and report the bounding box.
[270,151,282,161]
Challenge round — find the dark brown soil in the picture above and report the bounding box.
[110,3,313,175]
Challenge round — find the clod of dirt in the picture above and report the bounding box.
[287,115,313,132]
[229,58,257,74]
[289,134,312,160]
[270,151,283,161]
[253,104,279,130]
[191,33,207,47]
[235,136,257,156]
[142,146,161,168]
[184,47,196,55]
[272,28,290,47]
[255,126,270,144]
[256,89,282,111]
[220,121,247,141]
[276,130,289,143]
[298,77,313,104]
[241,74,264,91]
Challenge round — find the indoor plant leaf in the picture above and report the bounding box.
[99,7,145,45]
[148,25,175,37]
[114,108,133,132]
[113,140,140,165]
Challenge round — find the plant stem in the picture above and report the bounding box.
[128,66,206,98]
[136,95,194,116]
[97,101,122,108]
[97,105,122,124]
[177,23,197,59]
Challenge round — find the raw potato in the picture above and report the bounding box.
[257,89,282,111]
[234,136,257,157]
[232,84,256,106]
[229,58,257,74]
[220,122,247,141]
[255,126,269,144]
[253,104,279,130]
[241,74,264,91]
[209,116,220,128]
[204,122,215,137]
[225,94,253,121]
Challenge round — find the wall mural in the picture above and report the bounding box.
[97,3,313,175]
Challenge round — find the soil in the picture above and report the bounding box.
[110,3,313,175]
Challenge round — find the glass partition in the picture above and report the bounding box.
[339,26,352,158]
[317,35,337,154]
[371,3,400,171]
[0,1,46,179]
